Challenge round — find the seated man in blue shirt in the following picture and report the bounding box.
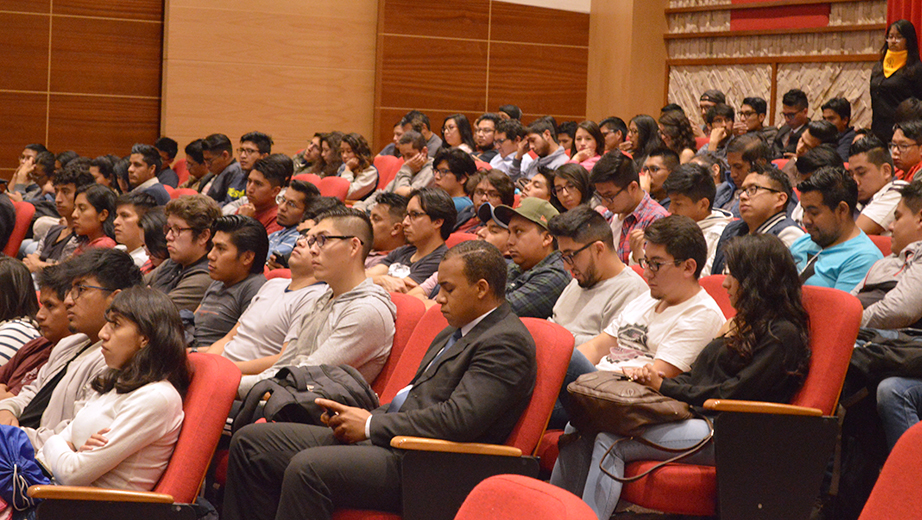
[265,180,321,270]
[790,166,882,292]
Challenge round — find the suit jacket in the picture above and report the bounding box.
[368,302,536,447]
[772,122,809,159]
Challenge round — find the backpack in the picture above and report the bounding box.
[233,365,380,435]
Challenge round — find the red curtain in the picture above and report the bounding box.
[888,0,922,54]
[730,0,829,32]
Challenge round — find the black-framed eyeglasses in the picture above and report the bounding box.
[300,234,362,249]
[68,283,114,300]
[561,241,596,265]
[598,185,626,204]
[740,185,782,197]
[890,142,920,154]
[163,225,195,237]
[433,167,453,178]
[405,210,429,220]
[639,257,682,273]
[552,182,577,196]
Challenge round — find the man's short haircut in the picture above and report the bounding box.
[590,150,638,188]
[661,103,684,114]
[821,97,852,121]
[477,169,516,207]
[726,133,771,165]
[303,196,346,222]
[894,119,922,143]
[849,135,893,169]
[442,240,507,300]
[60,247,143,292]
[115,191,157,218]
[36,264,71,301]
[805,120,840,145]
[476,113,502,127]
[184,139,205,164]
[644,215,708,278]
[212,215,269,274]
[202,133,233,155]
[547,204,615,250]
[251,154,293,188]
[401,110,431,132]
[496,118,526,140]
[398,130,427,151]
[796,145,845,176]
[164,194,222,240]
[782,89,809,110]
[526,119,557,142]
[899,180,922,214]
[25,144,49,155]
[557,121,577,141]
[374,191,409,221]
[140,208,168,261]
[56,151,79,168]
[433,147,476,181]
[648,147,680,172]
[742,96,768,115]
[895,98,922,124]
[700,89,726,104]
[131,143,162,171]
[52,158,94,188]
[240,131,273,154]
[797,166,859,214]
[663,163,716,210]
[600,117,628,138]
[691,151,721,171]
[498,105,522,120]
[315,207,374,259]
[34,151,56,177]
[410,187,457,240]
[705,103,735,125]
[154,137,179,161]
[288,179,321,200]
[754,163,794,205]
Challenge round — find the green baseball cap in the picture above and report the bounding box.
[493,197,559,231]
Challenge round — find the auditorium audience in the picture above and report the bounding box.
[850,135,907,235]
[71,184,117,255]
[510,119,569,182]
[696,89,725,136]
[774,89,812,158]
[178,139,211,192]
[622,114,665,167]
[697,104,735,160]
[294,133,323,173]
[339,133,378,201]
[822,97,857,161]
[154,136,180,188]
[356,131,434,212]
[475,203,512,255]
[557,121,577,155]
[314,131,344,177]
[139,208,168,273]
[553,163,595,211]
[0,258,41,365]
[783,120,840,180]
[870,19,922,144]
[234,153,292,234]
[600,117,628,154]
[490,118,529,174]
[891,119,922,181]
[441,114,476,154]
[716,133,772,215]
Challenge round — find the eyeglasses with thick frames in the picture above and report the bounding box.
[163,225,195,237]
[276,193,303,209]
[740,185,782,197]
[598,185,626,204]
[552,182,577,196]
[890,142,920,154]
[639,257,682,273]
[237,147,261,156]
[68,283,114,300]
[561,241,596,265]
[297,233,362,249]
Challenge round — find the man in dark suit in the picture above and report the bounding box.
[221,240,537,520]
[773,89,811,159]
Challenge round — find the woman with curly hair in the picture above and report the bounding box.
[339,133,378,200]
[311,132,344,178]
[659,110,698,164]
[552,233,811,520]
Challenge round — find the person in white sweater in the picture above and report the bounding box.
[39,287,190,490]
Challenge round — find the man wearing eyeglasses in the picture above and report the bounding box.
[266,181,321,270]
[711,166,804,275]
[0,249,143,449]
[732,96,777,144]
[577,216,724,380]
[238,207,396,398]
[472,113,501,163]
[891,120,922,182]
[221,132,274,214]
[773,89,811,159]
[145,195,222,312]
[490,118,531,175]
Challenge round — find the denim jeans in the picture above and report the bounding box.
[876,376,922,450]
[549,349,598,430]
[550,419,715,520]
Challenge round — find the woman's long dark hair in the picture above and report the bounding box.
[313,132,344,177]
[723,234,810,381]
[878,19,920,65]
[443,114,476,151]
[341,133,373,173]
[553,163,594,205]
[92,287,190,396]
[576,120,605,156]
[75,183,116,239]
[630,114,665,165]
[0,257,39,323]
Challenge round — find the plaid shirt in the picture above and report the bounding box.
[615,193,670,264]
[506,251,572,319]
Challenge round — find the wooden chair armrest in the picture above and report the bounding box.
[27,485,174,503]
[344,200,357,207]
[703,399,823,416]
[390,436,523,457]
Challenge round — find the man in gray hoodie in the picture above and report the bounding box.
[237,207,396,398]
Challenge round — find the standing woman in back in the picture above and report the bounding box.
[870,20,922,144]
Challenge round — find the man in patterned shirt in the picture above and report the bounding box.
[590,151,669,264]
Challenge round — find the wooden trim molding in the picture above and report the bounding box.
[665,23,887,40]
[666,0,866,15]
[667,53,879,66]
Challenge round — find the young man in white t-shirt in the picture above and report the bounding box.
[578,216,725,378]
[850,135,907,236]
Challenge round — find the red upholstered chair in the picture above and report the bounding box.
[619,285,861,518]
[630,264,646,279]
[513,193,521,208]
[445,232,477,248]
[695,136,709,150]
[173,158,189,186]
[772,158,789,170]
[454,474,596,520]
[335,314,574,520]
[266,268,292,280]
[318,176,350,201]
[699,275,735,319]
[372,293,427,396]
[374,156,405,190]
[4,201,35,257]
[162,185,175,198]
[868,234,892,257]
[171,188,199,199]
[29,353,242,519]
[859,420,922,520]
[474,160,491,171]
[293,173,322,187]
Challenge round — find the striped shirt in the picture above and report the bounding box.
[0,318,41,366]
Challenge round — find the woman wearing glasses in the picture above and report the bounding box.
[552,233,810,520]
[442,114,476,154]
[552,163,596,212]
[871,20,922,144]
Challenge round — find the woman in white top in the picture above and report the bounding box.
[339,133,379,201]
[442,114,476,154]
[39,287,190,491]
[0,258,41,365]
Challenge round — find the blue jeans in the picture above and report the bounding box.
[877,376,922,450]
[549,349,597,430]
[550,420,715,520]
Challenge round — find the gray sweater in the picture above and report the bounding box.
[852,240,922,329]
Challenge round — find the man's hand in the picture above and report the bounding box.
[638,170,652,194]
[405,151,426,174]
[266,254,285,271]
[23,253,48,273]
[0,410,19,427]
[317,398,371,444]
[515,139,530,160]
[618,141,633,152]
[79,428,111,452]
[732,121,748,136]
[7,191,23,203]
[709,126,728,149]
[373,275,410,293]
[237,203,257,218]
[346,157,361,172]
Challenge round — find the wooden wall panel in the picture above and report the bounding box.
[382,0,490,40]
[47,95,160,158]
[488,43,588,117]
[0,0,50,13]
[0,92,48,175]
[0,13,50,92]
[490,2,590,46]
[54,0,162,21]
